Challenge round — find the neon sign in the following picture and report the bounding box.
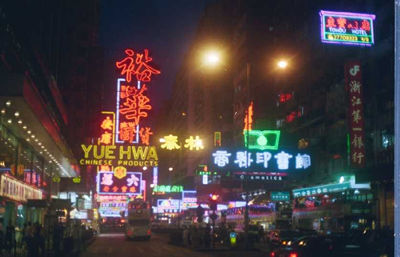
[114,166,127,179]
[243,130,280,150]
[160,134,180,150]
[214,132,221,147]
[115,48,160,145]
[319,10,375,46]
[116,79,153,144]
[211,149,311,172]
[99,112,115,145]
[345,61,366,167]
[97,171,142,195]
[153,185,183,193]
[156,199,181,213]
[80,145,158,167]
[184,136,204,150]
[116,49,160,83]
[270,192,290,201]
[244,102,253,131]
[160,135,205,151]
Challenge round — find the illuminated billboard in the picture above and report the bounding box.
[156,199,181,213]
[97,171,142,195]
[243,130,280,150]
[80,144,158,167]
[211,149,311,173]
[319,10,375,46]
[115,48,160,144]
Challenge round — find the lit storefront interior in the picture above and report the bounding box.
[0,96,77,229]
[292,175,373,232]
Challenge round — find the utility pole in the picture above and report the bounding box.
[394,1,400,256]
[244,62,251,249]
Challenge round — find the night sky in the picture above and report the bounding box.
[99,0,207,114]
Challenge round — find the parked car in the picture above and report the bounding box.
[270,231,394,257]
[267,230,302,248]
[270,235,335,257]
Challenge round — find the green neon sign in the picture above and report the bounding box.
[243,130,280,150]
[270,191,290,201]
[197,171,218,176]
[153,185,183,193]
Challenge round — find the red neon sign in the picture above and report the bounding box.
[119,84,152,124]
[114,48,159,145]
[139,127,153,146]
[325,16,371,31]
[116,49,160,83]
[98,112,115,145]
[244,102,254,131]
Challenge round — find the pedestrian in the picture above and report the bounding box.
[182,226,189,246]
[258,226,265,243]
[25,226,36,257]
[53,223,63,256]
[0,223,4,257]
[204,224,211,249]
[5,224,15,256]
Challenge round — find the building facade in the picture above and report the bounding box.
[165,0,394,230]
[0,0,102,229]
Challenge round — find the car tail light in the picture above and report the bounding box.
[289,253,298,257]
[269,252,275,257]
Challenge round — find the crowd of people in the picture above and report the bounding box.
[0,221,96,257]
[178,223,238,249]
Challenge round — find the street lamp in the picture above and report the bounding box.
[202,49,221,68]
[243,58,289,248]
[277,59,288,69]
[168,167,173,172]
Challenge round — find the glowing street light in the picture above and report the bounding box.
[202,49,221,67]
[168,167,173,172]
[277,59,288,69]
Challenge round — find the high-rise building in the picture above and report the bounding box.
[0,0,103,227]
[166,0,394,230]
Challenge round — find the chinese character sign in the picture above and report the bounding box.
[115,48,160,145]
[97,171,142,195]
[320,10,375,46]
[159,135,205,151]
[116,49,161,83]
[345,61,366,168]
[98,112,115,145]
[116,81,153,143]
[210,149,311,173]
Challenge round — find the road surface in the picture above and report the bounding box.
[80,233,266,257]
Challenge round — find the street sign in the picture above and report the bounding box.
[270,191,290,201]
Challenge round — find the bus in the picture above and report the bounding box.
[124,199,152,240]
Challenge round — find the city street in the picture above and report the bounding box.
[0,1,396,257]
[80,233,266,257]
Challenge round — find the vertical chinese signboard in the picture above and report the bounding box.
[345,61,365,168]
[115,49,159,145]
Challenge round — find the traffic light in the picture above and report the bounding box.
[209,194,219,211]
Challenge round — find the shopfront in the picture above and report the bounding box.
[0,174,43,229]
[292,176,374,233]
